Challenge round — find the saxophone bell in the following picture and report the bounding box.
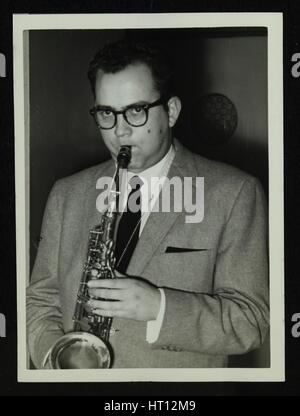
[48,332,111,369]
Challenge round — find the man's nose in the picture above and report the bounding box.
[114,113,131,137]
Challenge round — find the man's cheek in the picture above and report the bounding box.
[102,136,115,151]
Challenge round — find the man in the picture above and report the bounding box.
[27,40,269,369]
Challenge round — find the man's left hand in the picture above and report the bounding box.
[87,271,161,321]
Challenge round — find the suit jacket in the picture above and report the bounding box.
[27,141,269,368]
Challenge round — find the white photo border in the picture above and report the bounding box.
[14,12,284,383]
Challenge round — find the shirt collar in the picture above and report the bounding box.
[127,144,175,186]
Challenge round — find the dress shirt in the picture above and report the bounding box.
[119,144,176,343]
[119,144,176,234]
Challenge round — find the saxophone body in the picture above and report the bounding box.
[47,145,131,369]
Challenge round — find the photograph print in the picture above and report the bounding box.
[13,13,284,382]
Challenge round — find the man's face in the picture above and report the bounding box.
[94,63,175,172]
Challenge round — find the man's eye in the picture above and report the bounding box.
[99,109,113,117]
[128,106,144,115]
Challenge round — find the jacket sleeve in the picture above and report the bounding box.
[152,177,269,355]
[26,182,65,368]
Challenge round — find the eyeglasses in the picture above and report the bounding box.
[89,97,165,129]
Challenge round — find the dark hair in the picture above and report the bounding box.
[87,40,175,100]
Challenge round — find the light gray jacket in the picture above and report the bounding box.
[27,141,269,368]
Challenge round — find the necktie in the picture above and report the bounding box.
[114,175,143,273]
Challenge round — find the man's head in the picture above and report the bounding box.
[88,40,181,172]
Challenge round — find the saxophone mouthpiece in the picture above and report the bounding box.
[117,145,131,169]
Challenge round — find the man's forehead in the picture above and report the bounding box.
[94,63,157,106]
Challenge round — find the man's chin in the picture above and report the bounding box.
[127,164,143,173]
[126,159,145,173]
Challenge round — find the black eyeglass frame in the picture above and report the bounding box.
[89,97,166,129]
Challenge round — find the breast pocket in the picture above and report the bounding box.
[150,247,215,293]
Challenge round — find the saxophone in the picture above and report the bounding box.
[47,145,131,369]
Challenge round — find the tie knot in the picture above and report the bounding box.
[129,175,143,191]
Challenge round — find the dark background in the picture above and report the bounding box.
[0,0,299,397]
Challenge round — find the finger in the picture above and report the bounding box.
[89,299,125,311]
[92,308,130,319]
[114,270,127,278]
[87,278,130,289]
[88,288,126,301]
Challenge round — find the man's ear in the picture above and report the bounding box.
[167,96,182,128]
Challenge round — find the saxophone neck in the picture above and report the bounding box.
[107,145,132,215]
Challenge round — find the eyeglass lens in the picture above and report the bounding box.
[96,107,147,129]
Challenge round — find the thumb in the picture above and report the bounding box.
[114,269,127,278]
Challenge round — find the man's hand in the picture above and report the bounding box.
[86,271,161,322]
